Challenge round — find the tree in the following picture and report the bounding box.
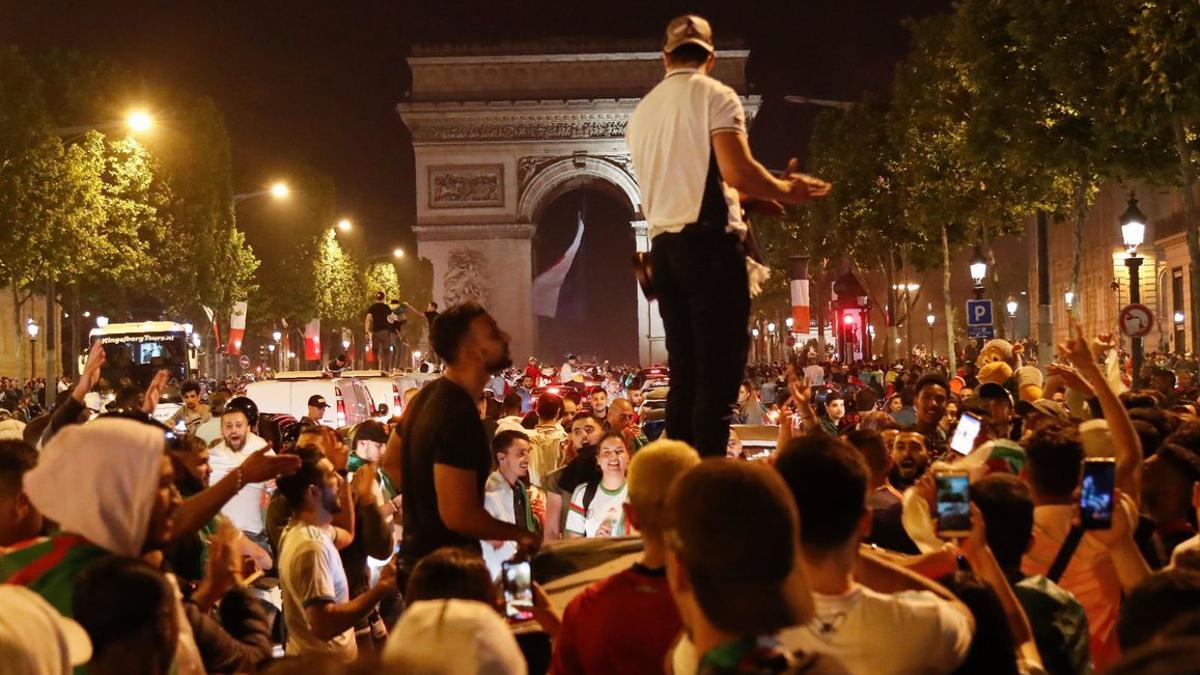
[364,262,400,303]
[1120,0,1200,350]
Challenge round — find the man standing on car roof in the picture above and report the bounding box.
[625,14,829,457]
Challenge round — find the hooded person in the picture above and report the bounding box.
[0,416,206,675]
[0,417,178,613]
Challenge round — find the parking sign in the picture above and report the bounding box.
[966,299,994,327]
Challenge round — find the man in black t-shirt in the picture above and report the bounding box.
[397,302,540,570]
[365,291,393,370]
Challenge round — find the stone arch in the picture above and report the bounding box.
[517,156,640,225]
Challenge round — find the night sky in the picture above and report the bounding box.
[3,0,951,360]
[2,0,950,248]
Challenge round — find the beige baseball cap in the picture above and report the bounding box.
[0,585,92,675]
[664,14,714,54]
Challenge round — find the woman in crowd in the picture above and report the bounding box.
[564,433,631,539]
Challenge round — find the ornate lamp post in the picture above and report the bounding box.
[1006,297,1018,340]
[926,310,935,357]
[1120,193,1147,388]
[26,319,40,379]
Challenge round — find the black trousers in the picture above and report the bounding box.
[650,226,750,458]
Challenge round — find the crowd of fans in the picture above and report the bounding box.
[3,304,1200,675]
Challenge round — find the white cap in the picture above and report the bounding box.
[0,585,92,675]
[383,599,526,675]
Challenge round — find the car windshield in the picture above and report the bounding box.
[96,332,188,391]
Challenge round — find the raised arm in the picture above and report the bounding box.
[1059,323,1142,503]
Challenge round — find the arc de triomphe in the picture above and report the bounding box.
[397,42,759,364]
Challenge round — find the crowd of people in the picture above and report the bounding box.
[2,296,1200,674]
[9,10,1200,673]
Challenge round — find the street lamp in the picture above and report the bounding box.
[337,218,352,232]
[926,312,935,357]
[1006,297,1018,339]
[272,330,284,371]
[234,180,291,205]
[126,110,153,134]
[191,332,201,348]
[26,319,40,378]
[95,315,109,328]
[1121,192,1148,387]
[1064,291,1075,310]
[272,330,282,343]
[393,248,405,259]
[969,246,988,295]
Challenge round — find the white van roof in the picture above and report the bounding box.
[273,371,335,380]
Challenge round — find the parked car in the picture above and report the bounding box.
[245,372,376,428]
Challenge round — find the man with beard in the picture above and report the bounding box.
[398,303,540,572]
[277,446,397,661]
[209,407,275,551]
[908,373,950,458]
[889,431,931,492]
[0,417,182,619]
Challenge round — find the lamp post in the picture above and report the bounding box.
[26,319,40,379]
[1006,297,1018,340]
[272,330,283,372]
[767,322,777,363]
[926,311,935,357]
[751,327,761,364]
[969,246,988,299]
[1121,193,1147,388]
[233,180,291,205]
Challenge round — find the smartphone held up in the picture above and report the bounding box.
[1079,457,1116,530]
[936,470,971,538]
[500,558,534,622]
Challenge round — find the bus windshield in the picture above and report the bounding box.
[95,332,189,391]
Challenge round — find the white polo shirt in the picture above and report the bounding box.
[626,66,748,240]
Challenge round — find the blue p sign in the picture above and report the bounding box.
[966,299,993,327]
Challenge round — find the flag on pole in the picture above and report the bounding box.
[789,256,811,334]
[226,302,248,355]
[304,318,322,360]
[532,212,584,318]
[202,305,220,348]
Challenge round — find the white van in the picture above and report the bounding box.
[342,370,439,418]
[245,372,376,428]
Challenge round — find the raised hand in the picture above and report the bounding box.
[240,443,302,484]
[73,341,106,402]
[141,369,169,414]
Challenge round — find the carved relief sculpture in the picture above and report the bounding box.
[443,248,492,308]
[429,165,504,208]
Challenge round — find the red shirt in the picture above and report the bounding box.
[551,564,681,675]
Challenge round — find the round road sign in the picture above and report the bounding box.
[1119,303,1154,338]
[239,354,251,369]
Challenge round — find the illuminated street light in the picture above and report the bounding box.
[342,339,351,350]
[393,248,405,258]
[270,181,290,199]
[96,315,109,328]
[337,219,352,232]
[767,322,776,334]
[272,330,282,343]
[785,317,794,330]
[191,333,201,348]
[82,311,91,318]
[1120,193,1147,255]
[969,246,988,288]
[126,110,153,133]
[26,319,40,340]
[1065,291,1075,309]
[1175,311,1185,324]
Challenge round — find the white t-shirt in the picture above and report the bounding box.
[278,522,357,661]
[208,433,272,535]
[565,481,628,538]
[626,67,747,240]
[780,583,972,675]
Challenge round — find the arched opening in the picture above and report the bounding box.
[532,185,637,364]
